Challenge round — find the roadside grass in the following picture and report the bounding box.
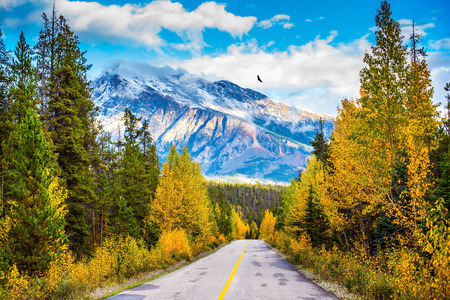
[264,232,398,300]
[0,233,228,299]
[93,242,227,299]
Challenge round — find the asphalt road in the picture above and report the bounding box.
[106,239,338,300]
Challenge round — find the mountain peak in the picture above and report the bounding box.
[93,62,333,183]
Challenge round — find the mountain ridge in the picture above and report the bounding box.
[92,62,333,183]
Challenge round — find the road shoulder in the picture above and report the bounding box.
[92,243,228,299]
[264,241,361,300]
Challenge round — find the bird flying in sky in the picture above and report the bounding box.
[257,75,262,83]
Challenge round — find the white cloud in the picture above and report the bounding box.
[272,14,290,22]
[370,19,435,40]
[259,14,293,29]
[0,0,28,10]
[398,19,435,38]
[259,20,272,29]
[2,0,45,26]
[305,19,312,22]
[53,0,256,47]
[428,52,450,112]
[168,32,370,115]
[429,38,450,50]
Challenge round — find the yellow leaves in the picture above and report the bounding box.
[151,147,212,243]
[230,208,249,240]
[42,251,74,296]
[48,176,67,212]
[259,209,276,243]
[1,265,30,300]
[157,228,192,261]
[288,234,311,255]
[68,236,152,292]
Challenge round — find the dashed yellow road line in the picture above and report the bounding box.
[217,240,249,300]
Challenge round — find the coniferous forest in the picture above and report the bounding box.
[1,1,450,299]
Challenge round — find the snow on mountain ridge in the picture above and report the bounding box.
[93,63,333,182]
[97,63,332,126]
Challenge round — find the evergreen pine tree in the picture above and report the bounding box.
[34,5,62,115]
[9,32,39,124]
[46,16,98,255]
[301,186,330,248]
[3,110,67,276]
[117,109,159,229]
[359,1,409,177]
[111,197,140,239]
[310,118,330,166]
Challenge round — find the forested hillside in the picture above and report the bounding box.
[207,182,283,227]
[0,9,256,298]
[260,2,450,299]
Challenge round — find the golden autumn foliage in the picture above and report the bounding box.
[266,4,449,299]
[285,156,326,234]
[230,208,249,239]
[249,221,259,239]
[0,265,30,300]
[150,146,212,244]
[157,228,192,262]
[325,99,382,251]
[259,209,276,242]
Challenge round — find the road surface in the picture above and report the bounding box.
[106,239,337,300]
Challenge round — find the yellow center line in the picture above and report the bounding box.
[217,240,249,300]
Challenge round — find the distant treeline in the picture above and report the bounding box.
[207,181,284,226]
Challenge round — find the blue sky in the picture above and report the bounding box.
[1,0,449,115]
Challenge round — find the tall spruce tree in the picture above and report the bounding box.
[45,16,98,255]
[34,4,61,115]
[301,186,330,248]
[9,32,39,124]
[359,1,408,176]
[3,110,67,276]
[310,118,330,166]
[116,109,159,230]
[2,31,39,219]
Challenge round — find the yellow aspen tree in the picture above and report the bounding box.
[150,145,212,243]
[260,209,276,242]
[326,99,381,252]
[402,53,439,244]
[230,208,248,239]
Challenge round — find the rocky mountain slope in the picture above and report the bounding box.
[92,63,333,183]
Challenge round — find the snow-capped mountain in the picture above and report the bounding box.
[92,62,333,183]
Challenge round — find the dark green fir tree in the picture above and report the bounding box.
[9,31,39,124]
[46,16,98,255]
[3,110,67,276]
[116,109,159,229]
[310,118,330,166]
